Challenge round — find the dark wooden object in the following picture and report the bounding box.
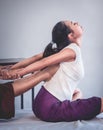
[0,58,34,109]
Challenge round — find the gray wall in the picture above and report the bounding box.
[0,0,103,109]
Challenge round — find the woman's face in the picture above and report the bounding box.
[64,20,83,39]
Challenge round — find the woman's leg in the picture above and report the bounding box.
[12,65,59,96]
[72,90,103,114]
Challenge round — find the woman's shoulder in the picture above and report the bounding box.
[65,43,80,49]
[63,43,81,62]
[64,43,80,53]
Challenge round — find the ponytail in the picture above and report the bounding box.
[43,21,72,58]
[43,42,59,58]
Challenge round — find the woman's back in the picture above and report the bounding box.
[44,43,84,101]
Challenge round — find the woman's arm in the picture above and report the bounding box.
[0,53,43,79]
[19,48,76,76]
[11,53,43,69]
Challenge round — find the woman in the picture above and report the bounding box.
[0,20,102,122]
[32,21,102,122]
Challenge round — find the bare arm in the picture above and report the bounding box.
[0,48,76,79]
[13,64,59,96]
[11,53,43,69]
[0,53,43,79]
[19,48,76,76]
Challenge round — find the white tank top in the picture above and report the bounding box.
[44,43,84,101]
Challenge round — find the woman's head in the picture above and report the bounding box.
[64,20,83,44]
[52,21,72,50]
[43,20,83,58]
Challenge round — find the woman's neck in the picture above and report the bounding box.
[71,39,82,47]
[74,37,82,47]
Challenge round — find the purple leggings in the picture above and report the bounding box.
[32,86,101,122]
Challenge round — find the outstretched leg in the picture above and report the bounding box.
[12,65,59,96]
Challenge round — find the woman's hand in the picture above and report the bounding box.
[0,65,13,75]
[0,68,23,80]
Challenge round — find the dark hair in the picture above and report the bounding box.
[43,21,72,58]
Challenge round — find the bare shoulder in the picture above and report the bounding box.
[59,47,76,62]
